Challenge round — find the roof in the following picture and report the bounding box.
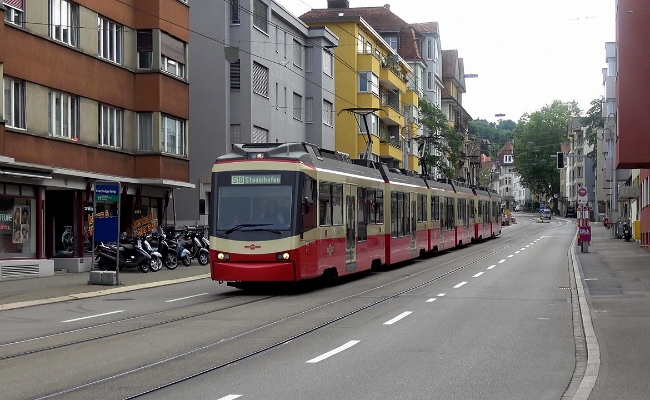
[411,22,439,35]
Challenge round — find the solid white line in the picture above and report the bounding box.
[453,282,467,289]
[473,272,484,278]
[437,293,446,297]
[165,293,209,303]
[217,396,242,400]
[426,298,437,303]
[487,265,496,269]
[384,311,413,325]
[306,340,360,363]
[62,310,125,323]
[498,259,506,264]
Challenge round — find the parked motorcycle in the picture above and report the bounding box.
[171,232,192,266]
[149,227,178,270]
[140,234,163,272]
[180,228,210,266]
[95,233,155,273]
[623,221,632,242]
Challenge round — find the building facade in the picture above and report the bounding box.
[1,0,191,277]
[300,1,419,171]
[176,0,338,226]
[615,0,649,249]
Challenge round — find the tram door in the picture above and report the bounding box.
[344,184,357,270]
[411,197,417,256]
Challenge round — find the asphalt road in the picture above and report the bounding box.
[0,217,581,400]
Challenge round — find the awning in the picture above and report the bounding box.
[3,0,23,11]
[0,167,52,180]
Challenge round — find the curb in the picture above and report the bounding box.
[0,273,210,312]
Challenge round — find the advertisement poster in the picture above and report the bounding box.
[12,206,30,243]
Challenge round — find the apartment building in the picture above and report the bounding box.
[300,0,419,171]
[177,0,338,226]
[496,142,514,211]
[1,0,190,277]
[566,117,595,216]
[615,0,649,249]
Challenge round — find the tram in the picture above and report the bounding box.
[209,142,502,287]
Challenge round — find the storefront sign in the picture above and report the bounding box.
[95,184,119,202]
[231,175,281,185]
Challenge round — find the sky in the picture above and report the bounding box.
[276,0,615,123]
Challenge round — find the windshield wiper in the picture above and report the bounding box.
[241,228,283,234]
[225,223,271,234]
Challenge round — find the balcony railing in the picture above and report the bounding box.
[380,131,402,149]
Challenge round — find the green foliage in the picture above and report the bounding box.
[581,97,604,160]
[468,119,515,159]
[415,98,462,179]
[513,100,581,200]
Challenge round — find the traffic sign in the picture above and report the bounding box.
[577,187,588,204]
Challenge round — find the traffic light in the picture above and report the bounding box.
[556,152,565,169]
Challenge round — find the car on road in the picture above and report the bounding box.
[541,209,552,220]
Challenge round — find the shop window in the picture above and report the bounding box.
[0,196,36,257]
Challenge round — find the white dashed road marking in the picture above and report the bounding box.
[453,282,467,289]
[384,311,413,325]
[473,272,484,278]
[306,340,360,363]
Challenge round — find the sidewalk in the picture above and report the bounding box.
[572,219,650,399]
[0,266,210,311]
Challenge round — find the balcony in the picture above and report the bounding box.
[402,89,418,106]
[357,93,380,109]
[380,58,407,91]
[358,51,380,72]
[380,89,403,126]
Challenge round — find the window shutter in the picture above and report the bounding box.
[230,60,241,90]
[161,33,185,63]
[252,126,268,143]
[137,30,153,52]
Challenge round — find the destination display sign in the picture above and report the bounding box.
[231,175,281,185]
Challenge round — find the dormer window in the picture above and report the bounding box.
[504,154,513,164]
[384,36,398,51]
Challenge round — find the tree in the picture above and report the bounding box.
[513,100,581,203]
[414,98,462,179]
[580,97,603,161]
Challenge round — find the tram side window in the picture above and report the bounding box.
[319,181,332,226]
[445,197,455,231]
[477,200,483,219]
[375,189,384,223]
[391,192,398,237]
[457,198,466,226]
[332,183,343,226]
[470,200,475,219]
[357,187,367,241]
[417,194,426,222]
[431,195,440,222]
[302,177,317,230]
[404,193,410,235]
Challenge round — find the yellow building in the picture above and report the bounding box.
[300,12,419,171]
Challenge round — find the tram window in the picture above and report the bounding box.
[319,182,332,226]
[367,189,376,224]
[477,200,483,218]
[431,195,440,222]
[445,197,455,231]
[302,177,317,230]
[357,187,367,241]
[470,200,475,219]
[391,192,397,237]
[332,183,343,226]
[417,194,426,222]
[403,193,410,236]
[376,189,384,224]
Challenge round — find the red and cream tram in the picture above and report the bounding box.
[209,142,502,286]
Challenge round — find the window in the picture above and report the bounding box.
[366,41,372,55]
[161,33,186,78]
[253,0,268,33]
[48,90,79,140]
[359,113,378,136]
[50,0,79,46]
[358,71,379,96]
[385,36,398,51]
[230,60,241,90]
[305,97,313,123]
[323,100,333,126]
[230,124,241,144]
[3,77,25,129]
[138,113,153,151]
[358,34,365,53]
[504,154,513,163]
[319,182,332,226]
[4,1,24,26]
[323,49,333,76]
[230,0,240,24]
[98,16,123,64]
[427,72,432,90]
[252,125,268,143]
[426,39,432,60]
[305,46,313,72]
[293,93,302,121]
[293,40,303,68]
[161,115,185,155]
[137,30,153,68]
[431,195,440,222]
[98,104,123,148]
[252,62,269,97]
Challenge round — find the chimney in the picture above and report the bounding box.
[384,4,390,9]
[327,0,349,8]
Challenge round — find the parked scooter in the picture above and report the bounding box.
[171,233,192,267]
[95,233,154,273]
[148,227,178,270]
[623,221,632,242]
[180,228,210,266]
[140,234,163,272]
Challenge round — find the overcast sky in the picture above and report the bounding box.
[277,0,615,123]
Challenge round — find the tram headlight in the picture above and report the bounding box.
[276,252,290,260]
[217,252,230,260]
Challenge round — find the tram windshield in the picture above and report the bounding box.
[216,184,294,232]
